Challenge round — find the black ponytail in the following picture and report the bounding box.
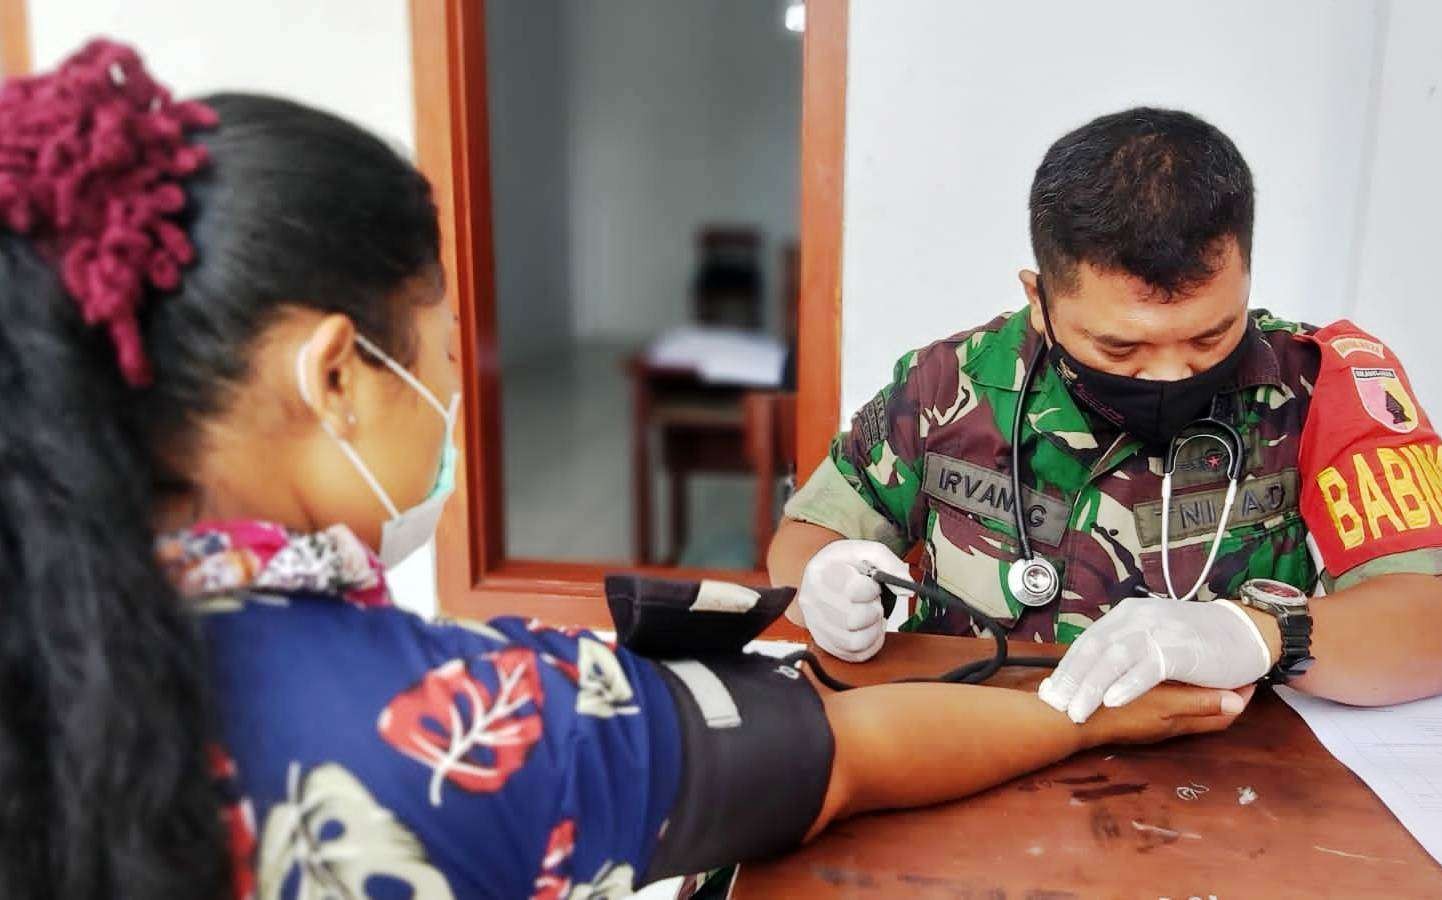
[0,236,230,897]
[0,92,438,896]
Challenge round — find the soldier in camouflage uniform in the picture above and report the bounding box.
[772,108,1442,720]
[787,306,1318,644]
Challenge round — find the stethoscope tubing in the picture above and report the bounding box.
[1009,343,1247,607]
[788,570,1057,692]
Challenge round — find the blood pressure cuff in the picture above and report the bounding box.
[644,653,835,879]
[605,574,795,658]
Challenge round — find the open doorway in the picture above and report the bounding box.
[487,0,803,571]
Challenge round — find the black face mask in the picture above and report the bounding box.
[1037,280,1251,448]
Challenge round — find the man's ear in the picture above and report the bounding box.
[296,314,360,436]
[1019,269,1045,336]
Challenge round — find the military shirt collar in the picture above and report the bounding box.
[1229,318,1285,392]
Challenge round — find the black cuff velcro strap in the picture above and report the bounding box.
[644,653,834,879]
[605,574,795,658]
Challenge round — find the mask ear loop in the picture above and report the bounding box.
[295,339,403,520]
[1161,430,1238,602]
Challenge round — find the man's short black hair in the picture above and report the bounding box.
[1029,107,1254,298]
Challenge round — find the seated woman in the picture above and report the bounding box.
[0,41,1251,899]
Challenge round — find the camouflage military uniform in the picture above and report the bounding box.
[785,309,1442,643]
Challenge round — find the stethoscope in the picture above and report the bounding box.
[1005,343,1247,608]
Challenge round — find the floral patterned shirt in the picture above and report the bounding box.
[166,521,683,899]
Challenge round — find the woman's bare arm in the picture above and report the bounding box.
[808,681,1250,838]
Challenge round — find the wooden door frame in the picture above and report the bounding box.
[1,0,31,77]
[412,0,846,627]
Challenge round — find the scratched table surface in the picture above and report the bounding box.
[732,633,1442,899]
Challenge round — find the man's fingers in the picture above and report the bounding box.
[849,543,913,592]
[833,618,882,653]
[855,625,886,661]
[835,565,883,604]
[818,618,885,661]
[1066,636,1149,724]
[839,596,884,631]
[1101,653,1166,710]
[803,575,881,633]
[1039,629,1106,712]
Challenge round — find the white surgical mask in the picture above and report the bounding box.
[296,333,459,568]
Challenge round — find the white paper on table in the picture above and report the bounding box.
[645,325,787,387]
[1276,685,1442,864]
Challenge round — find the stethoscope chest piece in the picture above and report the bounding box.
[1007,556,1060,608]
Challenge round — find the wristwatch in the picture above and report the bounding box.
[1235,578,1315,683]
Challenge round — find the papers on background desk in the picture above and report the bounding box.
[646,325,787,386]
[1277,686,1442,865]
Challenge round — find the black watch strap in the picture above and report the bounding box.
[1268,612,1316,684]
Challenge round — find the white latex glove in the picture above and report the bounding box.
[1037,596,1271,724]
[797,540,913,662]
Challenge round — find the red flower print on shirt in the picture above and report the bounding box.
[529,819,576,900]
[209,745,257,900]
[377,647,545,806]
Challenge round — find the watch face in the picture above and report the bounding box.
[1242,578,1307,608]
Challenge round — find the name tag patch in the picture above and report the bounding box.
[922,452,1070,547]
[1134,469,1299,547]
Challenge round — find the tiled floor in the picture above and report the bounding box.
[500,342,762,569]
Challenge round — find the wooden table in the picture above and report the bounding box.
[626,356,793,567]
[733,633,1442,899]
[627,356,748,566]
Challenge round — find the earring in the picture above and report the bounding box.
[346,411,358,427]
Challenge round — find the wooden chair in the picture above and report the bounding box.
[627,357,748,565]
[692,226,763,330]
[627,362,798,568]
[628,236,799,567]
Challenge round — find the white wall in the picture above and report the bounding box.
[30,1,415,156]
[29,1,438,618]
[1350,0,1442,415]
[839,0,1401,418]
[564,0,802,341]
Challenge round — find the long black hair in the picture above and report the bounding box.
[0,93,439,897]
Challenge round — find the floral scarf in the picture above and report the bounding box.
[157,519,391,607]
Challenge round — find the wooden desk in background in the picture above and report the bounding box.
[627,356,748,566]
[734,633,1442,899]
[626,355,794,568]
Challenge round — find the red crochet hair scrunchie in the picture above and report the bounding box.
[0,38,216,386]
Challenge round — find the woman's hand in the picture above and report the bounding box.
[1080,682,1254,747]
